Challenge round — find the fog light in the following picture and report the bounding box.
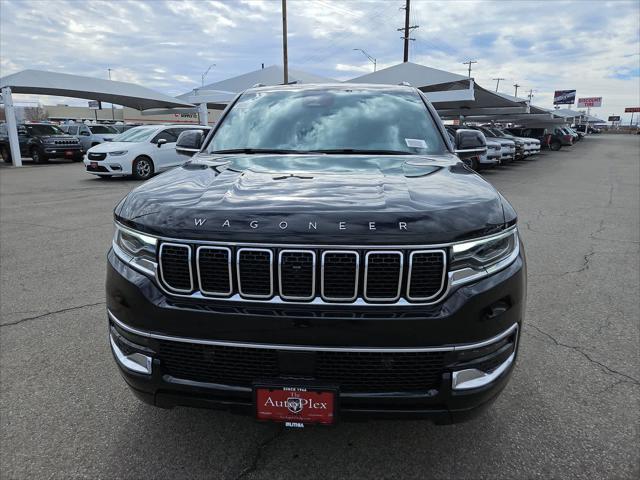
[451,352,514,390]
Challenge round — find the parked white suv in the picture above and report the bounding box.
[62,124,118,151]
[84,124,211,179]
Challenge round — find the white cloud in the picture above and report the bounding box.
[1,0,638,121]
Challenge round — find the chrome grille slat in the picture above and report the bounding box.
[157,243,448,305]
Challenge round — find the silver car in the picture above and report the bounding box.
[61,124,118,151]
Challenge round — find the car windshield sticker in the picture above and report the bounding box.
[405,138,427,149]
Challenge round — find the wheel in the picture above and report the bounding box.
[1,145,11,163]
[550,141,561,151]
[30,147,47,164]
[132,156,154,180]
[471,157,480,171]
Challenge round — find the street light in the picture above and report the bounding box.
[201,63,216,87]
[353,48,376,72]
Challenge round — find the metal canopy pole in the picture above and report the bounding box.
[1,87,22,167]
[197,103,209,126]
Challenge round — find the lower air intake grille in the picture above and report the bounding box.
[159,244,192,292]
[156,340,446,392]
[407,251,446,300]
[238,249,273,298]
[279,250,315,300]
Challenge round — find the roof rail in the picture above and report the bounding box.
[398,81,412,87]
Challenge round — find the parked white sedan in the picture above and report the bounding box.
[83,124,211,179]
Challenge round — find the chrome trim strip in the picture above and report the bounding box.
[321,250,359,302]
[237,248,273,299]
[108,309,518,353]
[278,249,316,301]
[196,246,233,297]
[452,352,515,390]
[158,243,193,293]
[114,220,516,250]
[109,334,152,375]
[406,249,447,302]
[363,251,403,302]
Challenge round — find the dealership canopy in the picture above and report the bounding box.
[345,62,529,116]
[1,69,195,110]
[0,69,195,166]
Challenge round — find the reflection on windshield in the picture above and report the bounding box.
[113,127,156,143]
[207,88,446,155]
[89,125,117,134]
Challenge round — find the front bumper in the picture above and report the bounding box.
[43,146,83,159]
[83,156,131,176]
[106,246,526,424]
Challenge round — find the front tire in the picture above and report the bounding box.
[1,145,11,163]
[132,156,154,180]
[30,147,47,164]
[550,141,561,151]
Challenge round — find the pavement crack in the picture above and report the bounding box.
[558,247,596,277]
[234,426,285,480]
[526,322,640,386]
[0,301,106,327]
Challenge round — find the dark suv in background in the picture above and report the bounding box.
[0,123,83,163]
[507,128,551,150]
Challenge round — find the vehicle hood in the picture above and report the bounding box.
[116,154,514,244]
[89,141,137,152]
[492,138,515,147]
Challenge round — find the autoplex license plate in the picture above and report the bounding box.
[255,386,336,426]
[65,150,73,156]
[90,162,98,167]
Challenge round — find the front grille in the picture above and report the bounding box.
[88,152,106,160]
[407,251,446,300]
[279,250,315,300]
[54,140,78,145]
[159,244,192,292]
[157,340,446,392]
[237,249,273,298]
[157,243,447,304]
[364,251,402,301]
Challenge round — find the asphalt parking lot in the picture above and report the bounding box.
[1,134,638,479]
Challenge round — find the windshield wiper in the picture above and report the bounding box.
[211,148,301,154]
[306,149,412,155]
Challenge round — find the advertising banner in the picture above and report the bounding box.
[553,90,576,105]
[608,116,620,122]
[624,107,640,113]
[88,100,100,110]
[577,97,602,108]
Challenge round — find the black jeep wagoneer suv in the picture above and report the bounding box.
[107,84,526,425]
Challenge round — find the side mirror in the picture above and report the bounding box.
[176,130,204,157]
[455,128,486,160]
[80,130,90,136]
[157,138,168,148]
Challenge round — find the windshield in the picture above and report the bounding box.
[206,87,447,155]
[89,125,117,134]
[25,124,63,136]
[113,126,157,143]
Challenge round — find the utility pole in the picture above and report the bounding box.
[282,0,288,84]
[353,48,376,72]
[493,77,505,92]
[527,89,536,104]
[463,60,477,78]
[397,0,418,62]
[513,83,521,98]
[107,68,115,121]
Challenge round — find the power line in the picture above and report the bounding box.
[462,60,477,78]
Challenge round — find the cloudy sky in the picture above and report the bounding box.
[1,0,639,122]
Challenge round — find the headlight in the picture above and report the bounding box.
[449,228,519,286]
[109,150,128,156]
[113,223,157,275]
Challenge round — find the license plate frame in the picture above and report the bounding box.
[254,383,338,426]
[65,150,74,156]
[90,161,98,168]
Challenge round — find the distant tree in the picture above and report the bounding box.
[24,106,48,122]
